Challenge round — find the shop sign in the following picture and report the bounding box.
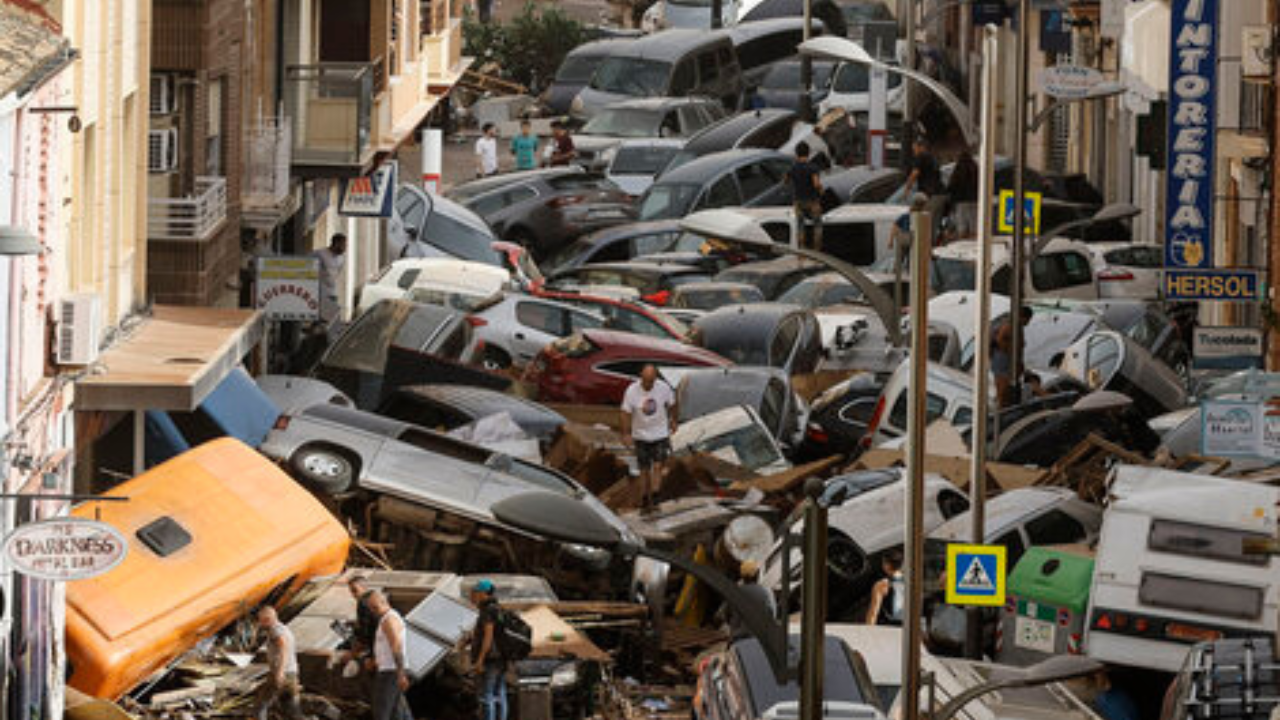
[1164,268,1258,302]
[3,518,128,581]
[1192,327,1263,370]
[1039,65,1104,100]
[339,162,398,217]
[1164,0,1219,271]
[255,256,321,321]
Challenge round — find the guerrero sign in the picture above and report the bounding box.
[3,518,128,581]
[1163,0,1218,277]
[256,257,322,321]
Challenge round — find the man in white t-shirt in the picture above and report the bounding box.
[255,605,304,720]
[475,123,499,178]
[620,364,678,510]
[312,233,348,340]
[369,590,413,720]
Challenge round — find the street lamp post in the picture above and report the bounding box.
[1009,0,1031,409]
[1028,82,1126,133]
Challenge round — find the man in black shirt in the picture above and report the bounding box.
[905,138,943,198]
[468,579,508,720]
[787,142,824,250]
[947,150,979,239]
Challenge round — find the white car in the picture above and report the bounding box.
[470,293,605,369]
[817,61,906,117]
[933,236,1100,301]
[1086,242,1163,300]
[357,258,511,315]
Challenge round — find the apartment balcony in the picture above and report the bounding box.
[242,118,300,231]
[423,0,467,91]
[147,176,228,241]
[284,61,379,177]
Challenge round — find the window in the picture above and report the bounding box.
[769,318,800,368]
[398,427,490,464]
[995,530,1027,567]
[671,60,696,95]
[697,51,720,86]
[639,183,700,220]
[888,392,947,430]
[1139,572,1264,621]
[590,58,672,97]
[468,191,509,217]
[1148,519,1270,566]
[1031,252,1093,291]
[837,397,877,429]
[678,106,707,135]
[633,232,675,256]
[206,77,224,176]
[380,395,468,429]
[822,222,878,266]
[148,128,178,173]
[516,301,567,335]
[608,307,669,338]
[567,309,604,333]
[952,406,973,427]
[937,490,970,519]
[422,209,500,264]
[396,268,423,290]
[396,189,428,232]
[736,163,776,202]
[556,54,604,83]
[1085,334,1123,386]
[1025,509,1087,546]
[701,176,742,210]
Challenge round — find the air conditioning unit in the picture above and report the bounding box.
[150,75,174,115]
[148,128,178,173]
[56,293,103,366]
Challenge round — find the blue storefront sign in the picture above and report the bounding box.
[1164,0,1219,271]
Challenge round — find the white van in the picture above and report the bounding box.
[1086,465,1280,673]
[357,258,510,315]
[933,237,1100,301]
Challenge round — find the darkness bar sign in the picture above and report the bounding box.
[1164,0,1219,271]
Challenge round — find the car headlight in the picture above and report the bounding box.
[570,96,585,116]
[551,664,579,689]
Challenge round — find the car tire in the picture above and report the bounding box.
[826,534,867,584]
[482,347,513,370]
[290,445,355,495]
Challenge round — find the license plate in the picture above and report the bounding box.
[1014,616,1056,653]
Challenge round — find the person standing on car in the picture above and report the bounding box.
[468,579,509,720]
[476,123,499,178]
[903,138,945,220]
[947,149,979,239]
[866,549,905,626]
[620,364,678,511]
[511,120,539,172]
[993,306,1033,408]
[369,590,413,720]
[787,141,824,251]
[548,121,577,167]
[255,606,304,720]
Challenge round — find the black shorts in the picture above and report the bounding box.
[635,439,671,471]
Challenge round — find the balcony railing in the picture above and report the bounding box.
[244,118,291,208]
[284,61,377,168]
[148,176,228,241]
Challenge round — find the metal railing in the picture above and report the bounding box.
[243,118,291,208]
[284,61,377,167]
[148,176,228,241]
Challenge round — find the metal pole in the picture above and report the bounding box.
[800,478,829,720]
[901,209,932,720]
[800,0,814,122]
[1009,0,1031,406]
[1269,2,1280,370]
[964,23,999,661]
[903,0,917,153]
[711,0,723,28]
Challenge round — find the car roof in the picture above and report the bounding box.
[683,109,797,155]
[395,384,565,423]
[731,635,867,714]
[565,36,633,59]
[574,220,683,246]
[695,303,806,344]
[726,16,811,42]
[602,27,732,60]
[932,487,1077,541]
[580,328,728,362]
[655,148,789,185]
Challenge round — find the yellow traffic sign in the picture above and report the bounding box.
[945,543,1007,607]
[997,190,1042,236]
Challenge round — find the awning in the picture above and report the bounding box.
[75,306,266,412]
[0,0,70,98]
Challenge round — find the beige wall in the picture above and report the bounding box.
[60,0,152,326]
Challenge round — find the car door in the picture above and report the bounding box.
[366,429,486,506]
[512,299,570,362]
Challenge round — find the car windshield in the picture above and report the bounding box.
[700,330,769,365]
[590,58,672,97]
[762,63,833,89]
[675,287,763,310]
[612,145,683,175]
[933,257,977,293]
[638,183,700,220]
[832,63,901,93]
[556,54,602,83]
[686,421,783,472]
[423,209,502,265]
[323,303,457,374]
[583,108,664,138]
[779,280,851,307]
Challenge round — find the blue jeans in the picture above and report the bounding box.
[478,665,507,720]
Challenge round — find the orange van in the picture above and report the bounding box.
[66,438,350,699]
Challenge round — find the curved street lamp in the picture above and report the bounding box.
[1028,81,1127,133]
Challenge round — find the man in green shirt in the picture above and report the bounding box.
[511,120,539,172]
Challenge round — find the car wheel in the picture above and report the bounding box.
[482,347,513,370]
[826,534,867,583]
[290,445,354,494]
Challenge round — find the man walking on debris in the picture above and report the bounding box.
[468,579,509,720]
[255,605,305,720]
[348,575,379,657]
[620,364,678,511]
[369,590,413,720]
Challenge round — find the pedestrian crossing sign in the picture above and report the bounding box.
[996,190,1042,236]
[945,543,1007,607]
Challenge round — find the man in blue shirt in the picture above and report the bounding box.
[511,120,538,172]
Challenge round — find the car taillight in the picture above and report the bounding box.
[547,195,586,209]
[643,290,671,306]
[1165,622,1222,643]
[466,315,488,327]
[1097,268,1135,282]
[273,415,291,431]
[861,396,887,448]
[806,424,829,444]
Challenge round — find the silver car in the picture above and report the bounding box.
[470,293,606,369]
[259,403,639,554]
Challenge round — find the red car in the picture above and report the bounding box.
[532,288,689,341]
[525,329,730,405]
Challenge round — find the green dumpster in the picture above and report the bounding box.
[996,546,1095,666]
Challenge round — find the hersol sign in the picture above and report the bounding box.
[3,518,128,581]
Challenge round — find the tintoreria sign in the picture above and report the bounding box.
[3,518,128,581]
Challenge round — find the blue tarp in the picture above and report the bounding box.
[144,367,281,467]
